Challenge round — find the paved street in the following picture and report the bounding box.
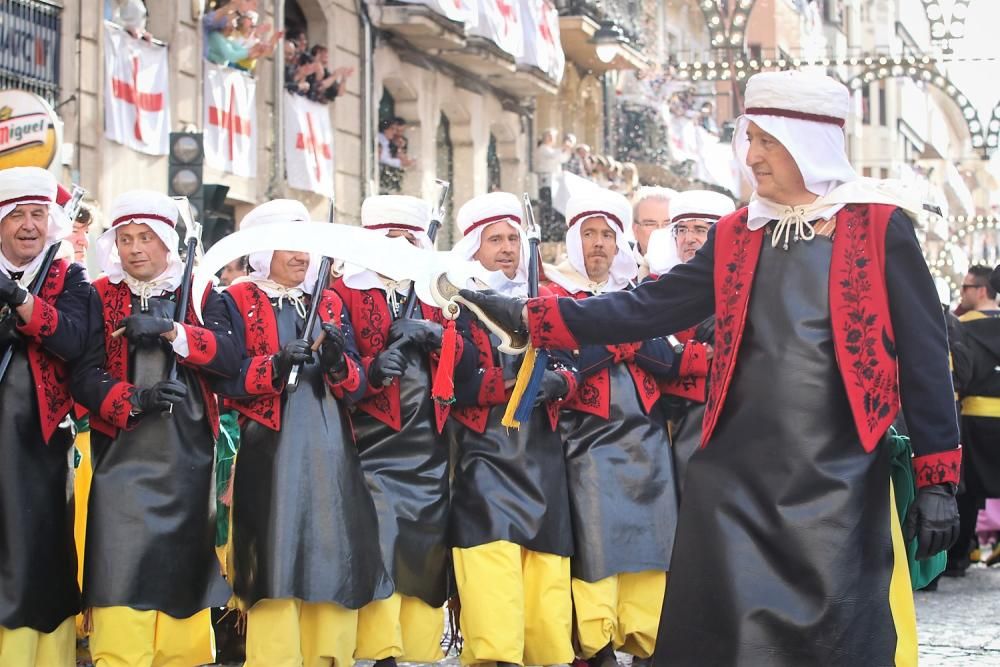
[917,564,1000,665]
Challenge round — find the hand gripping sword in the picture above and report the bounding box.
[162,196,203,416]
[0,185,87,385]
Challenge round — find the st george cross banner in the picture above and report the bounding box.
[204,61,257,178]
[517,0,564,82]
[469,0,523,58]
[103,21,170,156]
[396,0,477,24]
[284,92,335,197]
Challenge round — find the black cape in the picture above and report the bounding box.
[84,296,230,616]
[352,343,450,607]
[230,301,393,609]
[653,233,900,665]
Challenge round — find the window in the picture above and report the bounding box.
[878,81,887,127]
[0,0,61,103]
[487,133,501,193]
[862,167,872,177]
[861,84,871,125]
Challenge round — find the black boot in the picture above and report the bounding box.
[588,643,619,667]
[374,658,398,667]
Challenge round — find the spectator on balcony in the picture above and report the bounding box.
[378,117,415,170]
[306,46,354,104]
[206,11,280,68]
[231,12,274,72]
[203,0,255,56]
[109,0,152,40]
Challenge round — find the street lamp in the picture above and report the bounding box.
[591,21,624,64]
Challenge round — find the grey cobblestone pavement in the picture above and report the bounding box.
[916,564,1000,665]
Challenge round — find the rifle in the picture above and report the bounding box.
[0,185,86,385]
[160,197,203,416]
[287,197,337,391]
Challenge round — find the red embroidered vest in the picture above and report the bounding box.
[659,325,707,403]
[547,284,660,418]
[705,204,898,452]
[22,259,73,443]
[332,280,451,433]
[226,281,342,431]
[92,277,220,438]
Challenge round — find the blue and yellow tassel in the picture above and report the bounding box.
[501,345,549,429]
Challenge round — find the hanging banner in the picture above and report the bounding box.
[0,89,61,169]
[517,0,564,82]
[103,21,170,156]
[284,92,334,197]
[204,61,256,178]
[469,0,523,58]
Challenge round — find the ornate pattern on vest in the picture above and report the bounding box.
[227,282,343,431]
[451,320,495,434]
[705,204,899,453]
[93,277,220,438]
[27,259,71,443]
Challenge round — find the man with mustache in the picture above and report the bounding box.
[460,71,961,665]
[0,167,90,666]
[215,199,391,666]
[71,191,239,666]
[543,190,694,666]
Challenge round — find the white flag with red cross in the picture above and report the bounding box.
[284,93,335,197]
[517,0,564,82]
[204,62,257,178]
[397,0,477,24]
[469,0,523,58]
[103,21,170,156]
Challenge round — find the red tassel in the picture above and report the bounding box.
[432,319,458,404]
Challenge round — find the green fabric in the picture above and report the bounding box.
[215,411,241,547]
[889,428,947,589]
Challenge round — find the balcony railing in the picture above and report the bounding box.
[0,0,61,104]
[554,0,648,50]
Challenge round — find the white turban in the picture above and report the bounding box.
[553,189,636,293]
[646,190,735,276]
[0,167,72,280]
[452,192,529,296]
[239,198,321,293]
[97,190,184,290]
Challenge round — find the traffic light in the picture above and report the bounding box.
[168,132,204,220]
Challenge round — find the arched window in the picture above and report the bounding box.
[437,112,456,248]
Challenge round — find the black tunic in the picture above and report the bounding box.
[84,296,230,616]
[352,347,450,607]
[653,233,897,665]
[230,302,393,609]
[955,312,1000,497]
[0,349,78,631]
[1,261,91,632]
[560,362,677,581]
[451,342,573,557]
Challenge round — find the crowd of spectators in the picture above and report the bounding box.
[203,0,281,72]
[284,32,354,104]
[378,117,415,193]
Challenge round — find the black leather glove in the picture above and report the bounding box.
[319,322,347,374]
[0,315,19,347]
[272,338,314,383]
[694,317,716,344]
[129,379,188,414]
[458,289,528,334]
[388,318,444,350]
[121,314,175,346]
[904,483,960,561]
[370,346,409,386]
[535,370,569,405]
[0,274,28,307]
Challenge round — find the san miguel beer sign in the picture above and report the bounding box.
[0,90,60,169]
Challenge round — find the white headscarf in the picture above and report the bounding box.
[453,192,530,297]
[645,190,736,276]
[546,189,637,295]
[0,167,72,285]
[235,199,321,300]
[96,190,184,306]
[732,71,856,232]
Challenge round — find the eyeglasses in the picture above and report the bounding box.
[961,283,985,291]
[672,225,711,239]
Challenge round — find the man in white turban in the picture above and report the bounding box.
[0,167,90,667]
[214,198,392,667]
[71,190,240,666]
[461,70,960,665]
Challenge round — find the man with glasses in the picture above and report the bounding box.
[630,187,675,279]
[948,265,1000,574]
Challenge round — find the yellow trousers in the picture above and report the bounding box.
[88,607,214,667]
[73,430,93,637]
[355,593,445,662]
[0,617,75,667]
[572,571,667,659]
[452,540,573,665]
[245,598,357,667]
